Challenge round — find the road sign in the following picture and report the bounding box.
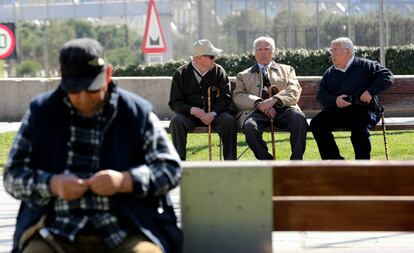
[146,53,163,65]
[142,0,167,54]
[0,23,16,60]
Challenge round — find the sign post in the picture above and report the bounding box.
[141,0,167,64]
[0,23,17,60]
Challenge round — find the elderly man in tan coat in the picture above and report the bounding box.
[233,36,308,160]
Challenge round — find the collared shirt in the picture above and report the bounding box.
[45,92,126,249]
[191,61,217,116]
[192,61,208,84]
[334,56,355,72]
[4,85,182,249]
[257,63,268,75]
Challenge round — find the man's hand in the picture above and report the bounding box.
[360,90,372,104]
[190,107,206,119]
[50,174,89,200]
[200,112,215,125]
[336,94,352,108]
[88,170,132,196]
[257,98,277,119]
[257,98,276,113]
[264,107,276,119]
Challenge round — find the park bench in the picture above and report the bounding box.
[162,76,414,159]
[162,75,414,133]
[180,160,414,253]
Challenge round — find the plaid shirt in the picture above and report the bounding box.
[4,86,181,249]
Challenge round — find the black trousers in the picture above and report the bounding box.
[242,107,308,160]
[169,112,237,160]
[310,107,377,160]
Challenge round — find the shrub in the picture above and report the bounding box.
[16,60,42,77]
[113,45,414,77]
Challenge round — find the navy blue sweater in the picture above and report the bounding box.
[317,56,394,110]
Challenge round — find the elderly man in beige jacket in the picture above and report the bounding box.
[233,36,308,160]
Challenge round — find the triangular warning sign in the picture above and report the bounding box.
[142,0,167,54]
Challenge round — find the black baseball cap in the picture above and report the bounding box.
[59,38,106,92]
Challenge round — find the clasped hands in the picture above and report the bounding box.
[190,107,215,125]
[256,98,277,119]
[50,169,132,201]
[336,90,372,108]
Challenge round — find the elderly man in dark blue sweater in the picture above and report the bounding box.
[310,37,394,160]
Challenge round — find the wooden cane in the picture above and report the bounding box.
[207,86,220,161]
[380,106,390,160]
[269,85,279,160]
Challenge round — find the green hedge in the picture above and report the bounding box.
[113,45,414,77]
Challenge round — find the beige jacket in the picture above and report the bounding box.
[233,61,302,129]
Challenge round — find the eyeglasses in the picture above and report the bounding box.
[203,55,216,60]
[329,47,349,54]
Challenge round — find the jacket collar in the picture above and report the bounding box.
[250,60,280,73]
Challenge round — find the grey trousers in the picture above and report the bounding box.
[242,107,308,160]
[170,112,237,160]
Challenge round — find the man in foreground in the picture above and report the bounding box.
[4,38,182,253]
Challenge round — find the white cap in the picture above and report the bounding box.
[192,39,222,57]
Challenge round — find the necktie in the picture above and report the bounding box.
[261,66,270,99]
[261,66,268,79]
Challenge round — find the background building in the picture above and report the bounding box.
[0,0,413,77]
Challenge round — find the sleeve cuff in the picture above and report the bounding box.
[253,99,262,109]
[274,97,284,108]
[36,171,54,198]
[128,165,152,196]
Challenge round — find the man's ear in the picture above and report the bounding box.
[106,65,112,83]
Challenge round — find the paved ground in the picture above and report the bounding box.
[2,122,414,252]
[0,179,19,253]
[0,122,21,134]
[2,184,414,253]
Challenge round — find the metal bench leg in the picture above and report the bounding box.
[237,146,250,160]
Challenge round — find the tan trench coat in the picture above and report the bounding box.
[233,61,303,129]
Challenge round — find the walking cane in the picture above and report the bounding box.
[269,85,280,160]
[380,106,390,160]
[207,85,220,161]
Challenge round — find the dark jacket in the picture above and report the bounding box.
[168,62,232,115]
[7,84,182,253]
[317,56,394,111]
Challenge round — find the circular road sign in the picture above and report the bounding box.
[0,24,16,59]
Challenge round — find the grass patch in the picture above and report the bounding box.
[0,132,15,168]
[184,130,414,161]
[0,130,413,171]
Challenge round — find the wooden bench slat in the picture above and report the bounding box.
[180,161,414,252]
[274,200,414,231]
[298,78,414,95]
[273,163,414,196]
[381,78,414,94]
[298,94,414,117]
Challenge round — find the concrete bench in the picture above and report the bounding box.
[180,160,414,253]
